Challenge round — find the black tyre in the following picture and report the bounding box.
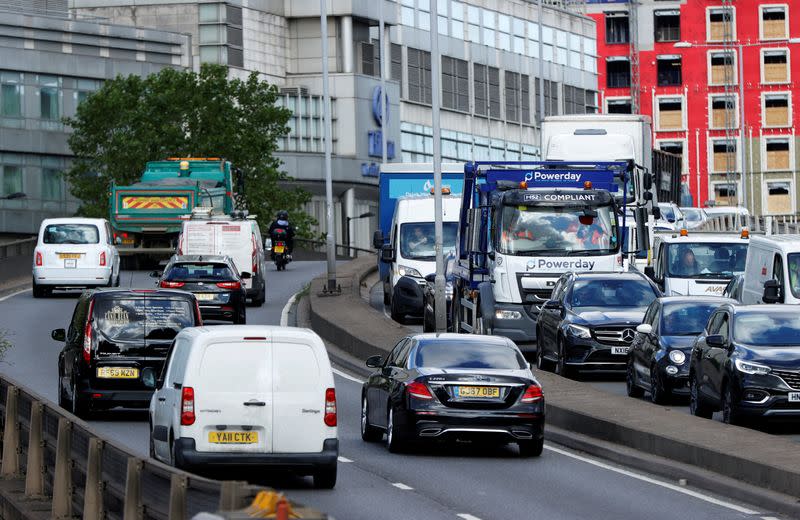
[689,374,713,419]
[422,311,433,333]
[626,359,645,398]
[361,396,383,442]
[383,285,390,306]
[386,407,409,454]
[149,422,157,459]
[650,365,670,405]
[722,383,744,426]
[32,279,48,298]
[390,297,406,324]
[57,371,68,409]
[71,378,89,419]
[536,330,555,372]
[313,464,337,489]
[518,437,544,458]
[234,308,247,324]
[554,338,574,379]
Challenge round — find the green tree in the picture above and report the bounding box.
[64,64,316,236]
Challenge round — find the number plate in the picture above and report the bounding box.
[789,392,800,403]
[455,386,500,398]
[58,253,82,260]
[121,238,135,245]
[195,293,215,301]
[208,431,259,444]
[96,367,139,379]
[64,259,77,268]
[611,346,629,355]
[273,244,285,253]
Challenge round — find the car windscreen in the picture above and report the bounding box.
[571,279,658,308]
[682,209,703,223]
[661,302,721,336]
[165,263,236,281]
[667,243,748,278]
[399,222,458,260]
[413,340,526,369]
[734,313,800,346]
[658,205,676,222]
[43,224,99,244]
[93,297,195,354]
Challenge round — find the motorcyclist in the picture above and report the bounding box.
[268,210,295,260]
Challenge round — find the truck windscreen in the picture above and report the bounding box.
[497,205,617,256]
[666,243,748,278]
[400,222,458,260]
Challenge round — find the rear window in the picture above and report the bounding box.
[199,342,270,392]
[165,263,236,281]
[413,340,526,370]
[571,279,658,308]
[43,224,99,244]
[93,297,195,345]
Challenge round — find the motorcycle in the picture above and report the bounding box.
[269,229,290,271]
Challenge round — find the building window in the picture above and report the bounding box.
[606,98,632,114]
[76,79,101,107]
[0,72,22,118]
[711,139,737,173]
[564,85,587,115]
[763,93,790,127]
[474,64,500,118]
[605,12,629,44]
[606,58,631,88]
[42,168,63,201]
[765,139,791,171]
[765,181,792,214]
[39,75,60,121]
[407,47,432,105]
[535,79,560,117]
[391,43,402,82]
[762,49,789,84]
[709,51,736,86]
[585,91,599,114]
[442,57,469,113]
[713,183,737,206]
[504,71,530,123]
[707,7,735,42]
[198,4,242,68]
[709,95,737,129]
[654,10,680,42]
[1,164,22,196]
[656,97,683,131]
[657,55,682,86]
[199,3,225,23]
[360,41,378,76]
[276,93,337,154]
[760,5,787,41]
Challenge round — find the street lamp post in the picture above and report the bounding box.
[345,211,374,257]
[320,0,337,292]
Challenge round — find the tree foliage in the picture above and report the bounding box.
[64,64,316,236]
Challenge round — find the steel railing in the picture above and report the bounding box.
[697,214,800,235]
[0,237,36,261]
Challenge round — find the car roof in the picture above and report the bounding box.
[655,232,748,244]
[657,296,737,305]
[40,218,107,226]
[571,271,649,281]
[412,333,512,346]
[731,304,798,316]
[177,325,323,346]
[171,254,231,263]
[749,234,800,249]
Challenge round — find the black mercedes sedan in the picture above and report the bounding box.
[627,296,736,404]
[153,255,247,324]
[360,334,545,457]
[536,271,661,377]
[689,304,800,425]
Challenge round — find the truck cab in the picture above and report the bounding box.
[741,234,800,305]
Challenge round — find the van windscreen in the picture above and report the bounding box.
[93,297,194,354]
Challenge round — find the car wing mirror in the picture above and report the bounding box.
[424,273,436,283]
[51,328,66,342]
[636,323,653,335]
[706,334,725,348]
[141,367,156,389]
[762,279,782,304]
[240,272,252,279]
[365,355,384,368]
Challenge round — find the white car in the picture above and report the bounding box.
[145,325,338,488]
[32,218,120,297]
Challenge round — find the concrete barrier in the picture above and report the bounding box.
[308,257,800,512]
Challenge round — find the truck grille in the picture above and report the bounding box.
[593,327,637,346]
[522,288,553,303]
[773,369,800,390]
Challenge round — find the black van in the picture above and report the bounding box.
[53,289,201,417]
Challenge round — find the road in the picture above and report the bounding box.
[0,264,788,520]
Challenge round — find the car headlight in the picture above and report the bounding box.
[496,310,522,320]
[566,324,591,339]
[398,265,422,278]
[734,359,771,375]
[668,350,686,365]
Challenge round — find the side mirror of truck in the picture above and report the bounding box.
[643,172,653,190]
[652,207,662,220]
[373,230,384,250]
[380,245,395,263]
[643,192,653,201]
[762,279,782,304]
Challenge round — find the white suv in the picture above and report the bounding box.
[144,325,338,488]
[32,218,120,297]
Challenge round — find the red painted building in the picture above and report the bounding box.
[587,0,800,215]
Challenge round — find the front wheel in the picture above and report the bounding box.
[361,396,383,442]
[536,330,555,372]
[626,359,644,398]
[554,338,573,379]
[722,383,744,426]
[689,374,713,419]
[518,437,544,458]
[650,365,670,405]
[390,297,406,324]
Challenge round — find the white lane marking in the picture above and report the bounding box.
[332,367,366,384]
[456,515,483,520]
[392,482,413,491]
[760,517,781,520]
[279,291,299,327]
[337,456,353,463]
[544,445,760,515]
[0,288,31,302]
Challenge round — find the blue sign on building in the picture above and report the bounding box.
[368,130,396,159]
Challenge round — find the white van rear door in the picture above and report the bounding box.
[192,340,272,453]
[217,223,253,287]
[271,339,328,453]
[182,222,217,256]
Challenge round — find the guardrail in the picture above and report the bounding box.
[698,214,800,235]
[0,373,327,520]
[0,237,36,288]
[0,237,35,261]
[295,238,376,259]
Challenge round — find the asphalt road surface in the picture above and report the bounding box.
[0,264,788,520]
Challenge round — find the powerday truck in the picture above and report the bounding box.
[452,160,649,353]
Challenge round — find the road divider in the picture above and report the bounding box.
[307,256,800,518]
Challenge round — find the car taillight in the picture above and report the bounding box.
[181,387,195,425]
[324,388,337,426]
[35,251,42,266]
[160,281,185,288]
[251,235,258,274]
[406,381,433,400]
[83,299,95,364]
[216,281,241,290]
[520,384,543,403]
[99,251,106,266]
[194,300,203,325]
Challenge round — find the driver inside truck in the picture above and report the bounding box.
[674,248,700,276]
[407,225,430,252]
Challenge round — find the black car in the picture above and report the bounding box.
[422,256,455,332]
[53,288,201,417]
[689,304,800,425]
[360,333,545,457]
[627,296,736,404]
[154,255,247,324]
[536,271,661,377]
[722,273,745,303]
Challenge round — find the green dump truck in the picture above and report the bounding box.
[109,158,239,266]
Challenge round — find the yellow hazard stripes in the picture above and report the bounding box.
[122,196,189,210]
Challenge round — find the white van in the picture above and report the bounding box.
[645,230,749,296]
[177,212,266,305]
[32,218,120,297]
[741,234,800,305]
[145,325,338,488]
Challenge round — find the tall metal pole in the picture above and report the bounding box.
[320,0,337,291]
[430,1,446,332]
[737,43,747,210]
[379,0,388,165]
[537,0,545,156]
